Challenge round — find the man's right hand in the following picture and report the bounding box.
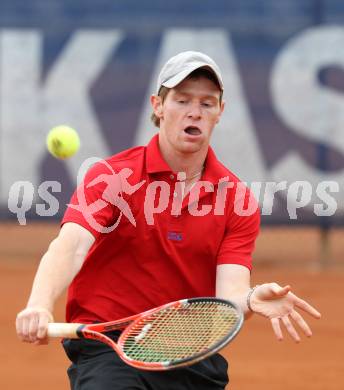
[16,307,54,345]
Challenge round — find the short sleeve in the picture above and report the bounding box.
[216,184,261,271]
[62,161,121,238]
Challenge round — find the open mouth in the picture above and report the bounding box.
[184,126,202,136]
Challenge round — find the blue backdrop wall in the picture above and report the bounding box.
[0,1,343,225]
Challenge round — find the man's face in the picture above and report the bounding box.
[152,76,224,155]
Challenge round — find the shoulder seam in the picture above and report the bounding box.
[106,146,145,164]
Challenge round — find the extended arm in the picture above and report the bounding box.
[216,264,321,342]
[216,264,253,318]
[16,222,95,344]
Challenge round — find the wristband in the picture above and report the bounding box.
[246,285,260,312]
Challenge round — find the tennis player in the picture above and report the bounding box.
[16,51,321,390]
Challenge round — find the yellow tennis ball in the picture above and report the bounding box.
[46,125,80,159]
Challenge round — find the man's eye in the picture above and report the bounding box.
[178,100,186,104]
[202,102,211,107]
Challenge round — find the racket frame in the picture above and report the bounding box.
[117,297,243,370]
[48,297,243,371]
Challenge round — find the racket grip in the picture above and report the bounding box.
[48,323,83,338]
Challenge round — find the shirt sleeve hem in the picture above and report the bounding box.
[61,217,101,239]
[216,258,252,271]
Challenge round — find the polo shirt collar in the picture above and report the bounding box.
[202,147,230,185]
[146,134,229,184]
[146,134,172,174]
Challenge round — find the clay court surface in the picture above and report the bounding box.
[1,222,343,389]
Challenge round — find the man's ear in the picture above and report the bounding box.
[150,95,163,118]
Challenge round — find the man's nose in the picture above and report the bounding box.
[187,102,202,119]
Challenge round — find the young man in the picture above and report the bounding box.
[16,51,321,390]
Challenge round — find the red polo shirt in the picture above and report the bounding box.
[62,134,260,323]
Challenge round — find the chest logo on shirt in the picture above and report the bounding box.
[167,231,183,241]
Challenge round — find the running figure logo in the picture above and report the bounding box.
[69,160,145,233]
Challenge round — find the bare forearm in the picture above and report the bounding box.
[216,285,253,319]
[27,238,84,311]
[215,264,253,318]
[16,223,95,344]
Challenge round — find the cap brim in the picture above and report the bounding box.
[160,64,223,92]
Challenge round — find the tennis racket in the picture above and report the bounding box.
[48,297,243,371]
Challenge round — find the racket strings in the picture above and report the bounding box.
[121,301,239,363]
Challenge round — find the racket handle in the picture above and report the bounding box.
[48,323,83,338]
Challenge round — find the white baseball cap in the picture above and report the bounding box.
[156,51,224,94]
